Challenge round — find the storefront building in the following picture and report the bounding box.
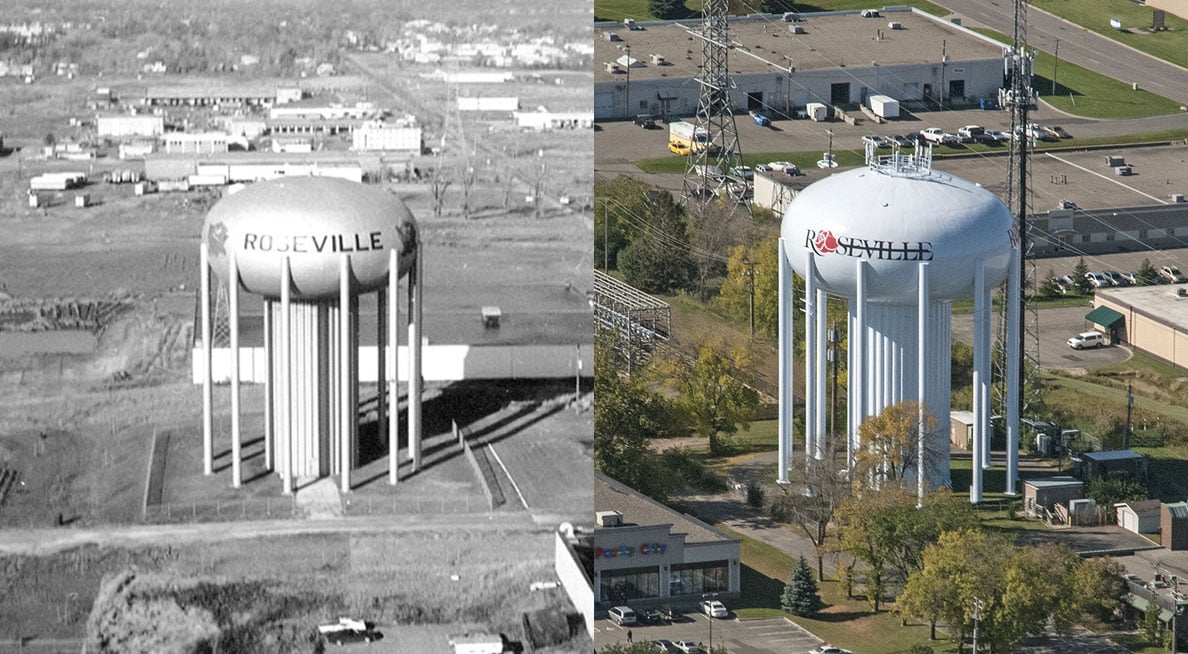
[594,473,741,607]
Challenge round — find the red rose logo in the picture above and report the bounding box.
[813,230,839,254]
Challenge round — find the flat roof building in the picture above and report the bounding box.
[594,8,1007,120]
[594,473,741,608]
[1093,286,1188,372]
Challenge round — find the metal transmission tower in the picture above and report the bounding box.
[994,0,1037,494]
[683,0,748,207]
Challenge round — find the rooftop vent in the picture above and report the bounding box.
[596,510,624,527]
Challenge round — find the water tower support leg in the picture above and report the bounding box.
[815,287,827,461]
[917,262,929,505]
[281,257,293,495]
[229,249,242,489]
[853,261,868,470]
[339,254,352,494]
[409,243,423,472]
[263,299,273,472]
[804,251,816,473]
[377,287,386,474]
[777,238,793,484]
[200,243,213,476]
[388,248,399,485]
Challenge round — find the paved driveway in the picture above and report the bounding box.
[594,615,821,654]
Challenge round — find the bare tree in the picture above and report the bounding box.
[461,161,476,219]
[685,201,752,302]
[768,445,851,580]
[428,156,451,218]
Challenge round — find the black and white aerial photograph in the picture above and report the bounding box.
[0,0,594,652]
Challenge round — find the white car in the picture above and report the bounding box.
[673,641,705,654]
[699,599,728,618]
[1068,332,1105,350]
[919,127,958,146]
[608,605,637,626]
[1084,271,1111,289]
[982,128,1009,142]
[861,134,889,148]
[809,646,853,654]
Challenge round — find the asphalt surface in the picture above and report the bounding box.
[594,615,822,654]
[934,0,1188,105]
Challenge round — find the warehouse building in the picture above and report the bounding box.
[352,117,423,153]
[594,473,740,607]
[594,8,1007,120]
[1092,286,1188,372]
[97,114,165,138]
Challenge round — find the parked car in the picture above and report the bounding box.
[1160,265,1188,284]
[764,161,802,176]
[608,606,637,626]
[699,599,729,618]
[653,640,681,653]
[673,641,705,654]
[1102,270,1130,286]
[640,608,669,625]
[669,142,691,156]
[919,127,958,146]
[887,134,913,148]
[728,165,754,180]
[1084,271,1111,289]
[634,114,657,128]
[1068,331,1106,350]
[1058,274,1076,291]
[1119,271,1138,285]
[318,619,383,646]
[982,128,1009,142]
[957,125,986,142]
[860,8,880,17]
[861,134,889,148]
[809,646,854,654]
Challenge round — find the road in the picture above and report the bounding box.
[0,511,566,556]
[935,0,1188,104]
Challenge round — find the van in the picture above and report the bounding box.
[1067,332,1105,350]
[608,606,637,626]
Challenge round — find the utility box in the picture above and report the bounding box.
[1114,165,1133,176]
[74,194,90,208]
[481,306,501,329]
[805,102,828,121]
[868,94,900,119]
[1105,155,1126,167]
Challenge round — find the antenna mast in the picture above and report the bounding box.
[682,0,748,207]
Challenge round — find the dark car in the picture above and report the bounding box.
[324,629,383,645]
[640,608,668,625]
[634,114,657,129]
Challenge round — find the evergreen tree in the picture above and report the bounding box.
[1072,257,1093,295]
[649,0,685,20]
[780,555,822,616]
[1137,257,1158,286]
[1039,268,1063,297]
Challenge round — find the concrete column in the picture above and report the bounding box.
[200,242,213,476]
[917,262,929,505]
[777,238,793,484]
[263,299,273,472]
[388,247,400,485]
[339,254,352,494]
[409,242,423,471]
[1005,246,1021,495]
[971,260,985,504]
[229,249,242,489]
[281,256,292,495]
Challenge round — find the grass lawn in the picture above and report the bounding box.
[1030,0,1188,71]
[717,525,960,653]
[594,0,947,22]
[970,28,1185,118]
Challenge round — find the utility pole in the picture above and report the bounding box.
[1051,38,1060,95]
[624,44,631,120]
[940,39,947,109]
[972,596,984,653]
[1124,382,1133,450]
[743,259,757,336]
[603,199,610,270]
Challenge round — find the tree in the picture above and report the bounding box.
[664,336,760,455]
[684,201,751,302]
[617,190,696,294]
[594,331,679,500]
[1039,267,1064,297]
[428,157,451,218]
[1072,557,1126,625]
[1086,474,1147,522]
[853,400,941,489]
[594,176,652,271]
[718,234,781,338]
[1137,257,1159,286]
[1072,257,1093,295]
[781,556,822,616]
[649,0,685,20]
[769,448,851,579]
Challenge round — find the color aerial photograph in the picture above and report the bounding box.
[591,0,1188,652]
[0,0,595,652]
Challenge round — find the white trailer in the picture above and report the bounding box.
[805,102,828,122]
[868,95,900,119]
[449,633,507,654]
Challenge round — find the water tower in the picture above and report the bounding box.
[777,146,1020,501]
[198,177,423,495]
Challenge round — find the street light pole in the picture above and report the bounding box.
[624,44,631,121]
[1051,38,1060,96]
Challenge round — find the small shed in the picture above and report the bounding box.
[1115,499,1161,534]
[1079,450,1148,482]
[950,410,975,449]
[1022,476,1083,519]
[1163,502,1188,551]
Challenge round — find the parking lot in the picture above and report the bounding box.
[594,613,822,654]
